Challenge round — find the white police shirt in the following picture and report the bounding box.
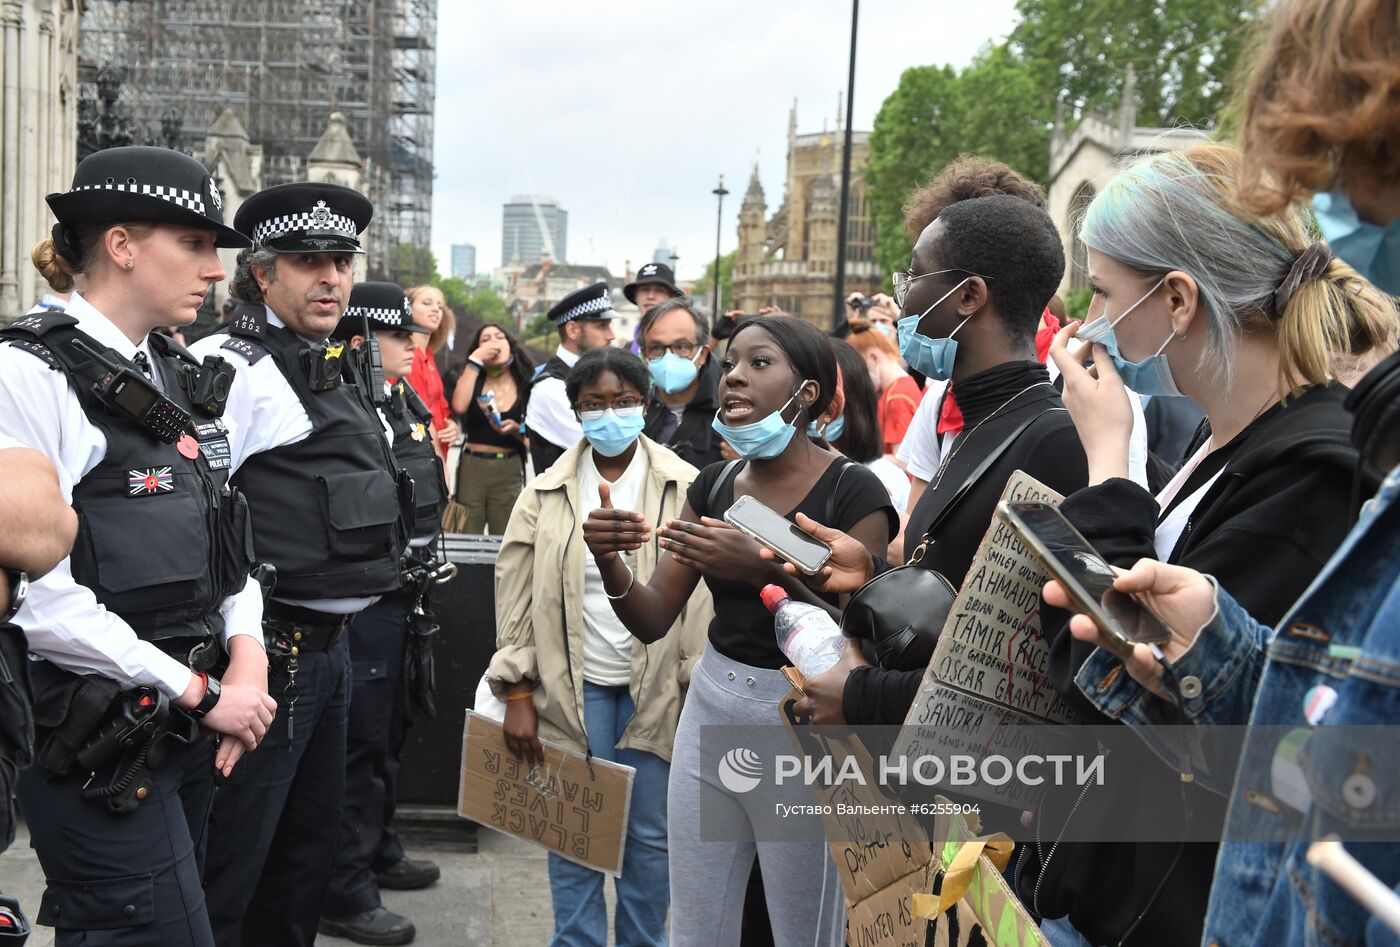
[0,293,263,699]
[523,344,583,474]
[188,308,393,614]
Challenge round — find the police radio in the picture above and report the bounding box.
[68,338,191,443]
[361,311,389,407]
[180,354,236,417]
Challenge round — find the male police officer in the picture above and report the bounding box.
[524,281,616,474]
[320,283,449,946]
[190,184,410,947]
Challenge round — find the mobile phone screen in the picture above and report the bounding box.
[723,495,832,575]
[1000,502,1172,645]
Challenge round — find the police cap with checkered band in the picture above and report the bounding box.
[234,181,373,254]
[331,281,428,340]
[45,145,249,248]
[548,281,617,326]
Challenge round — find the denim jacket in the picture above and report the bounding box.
[1074,464,1400,946]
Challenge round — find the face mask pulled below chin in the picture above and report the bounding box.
[581,409,646,457]
[648,351,701,394]
[897,278,972,381]
[1074,277,1184,397]
[1314,190,1400,296]
[712,384,809,460]
[807,414,845,440]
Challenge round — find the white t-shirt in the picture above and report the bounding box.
[1152,442,1224,560]
[576,446,648,686]
[865,457,911,512]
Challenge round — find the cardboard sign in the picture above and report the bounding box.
[457,710,634,875]
[926,800,1044,947]
[778,685,934,946]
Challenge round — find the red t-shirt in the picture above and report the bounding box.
[406,346,452,456]
[878,375,923,453]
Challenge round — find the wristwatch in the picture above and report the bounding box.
[190,673,222,719]
[0,569,27,625]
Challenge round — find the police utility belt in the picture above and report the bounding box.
[262,602,351,655]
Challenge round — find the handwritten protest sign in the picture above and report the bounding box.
[457,710,634,875]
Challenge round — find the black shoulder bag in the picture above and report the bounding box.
[841,408,1061,671]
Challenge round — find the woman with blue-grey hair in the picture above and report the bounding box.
[1022,141,1397,947]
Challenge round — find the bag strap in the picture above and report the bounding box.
[706,459,744,512]
[907,406,1065,564]
[825,457,852,525]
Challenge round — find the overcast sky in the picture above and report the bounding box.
[430,1,1020,282]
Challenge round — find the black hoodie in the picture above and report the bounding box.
[1018,382,1376,946]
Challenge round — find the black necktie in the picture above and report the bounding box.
[133,351,159,390]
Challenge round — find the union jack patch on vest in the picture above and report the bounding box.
[128,467,174,495]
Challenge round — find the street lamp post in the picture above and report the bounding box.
[669,248,680,279]
[833,0,860,331]
[711,176,729,317]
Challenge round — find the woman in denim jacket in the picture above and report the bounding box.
[1045,1,1400,943]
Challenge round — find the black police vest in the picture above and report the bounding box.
[528,355,573,474]
[216,305,408,600]
[0,312,253,642]
[387,379,446,544]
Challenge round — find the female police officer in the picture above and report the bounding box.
[0,145,277,946]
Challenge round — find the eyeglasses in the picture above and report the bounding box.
[892,268,993,308]
[642,340,699,360]
[577,398,645,421]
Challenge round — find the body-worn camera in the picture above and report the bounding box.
[301,341,345,392]
[180,355,236,417]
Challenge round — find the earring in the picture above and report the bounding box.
[124,261,134,270]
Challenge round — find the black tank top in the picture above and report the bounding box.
[464,371,525,454]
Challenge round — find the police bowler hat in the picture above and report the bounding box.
[46,146,249,248]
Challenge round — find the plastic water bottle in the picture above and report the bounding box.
[761,584,847,678]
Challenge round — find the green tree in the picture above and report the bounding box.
[696,250,736,314]
[389,244,437,288]
[436,277,507,325]
[1009,0,1260,129]
[864,64,962,283]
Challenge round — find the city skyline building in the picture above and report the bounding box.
[451,242,477,280]
[501,195,568,267]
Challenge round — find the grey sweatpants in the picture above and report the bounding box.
[667,647,845,947]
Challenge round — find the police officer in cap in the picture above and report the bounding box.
[524,281,616,475]
[189,183,410,947]
[0,145,277,946]
[320,283,448,946]
[623,261,683,317]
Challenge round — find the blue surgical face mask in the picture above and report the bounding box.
[648,350,701,394]
[1074,276,1183,397]
[873,322,895,339]
[1314,190,1400,296]
[807,414,845,440]
[897,277,973,381]
[711,382,809,460]
[581,407,646,457]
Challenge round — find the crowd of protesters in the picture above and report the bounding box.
[2,0,1399,946]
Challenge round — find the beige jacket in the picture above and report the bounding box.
[486,436,713,762]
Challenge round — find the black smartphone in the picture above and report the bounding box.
[997,501,1173,646]
[723,495,832,576]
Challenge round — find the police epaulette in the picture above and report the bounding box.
[3,309,79,338]
[228,303,267,340]
[220,335,270,365]
[3,338,60,369]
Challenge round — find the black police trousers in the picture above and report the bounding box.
[17,721,217,946]
[323,593,412,917]
[203,634,351,947]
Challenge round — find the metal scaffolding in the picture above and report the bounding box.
[77,0,437,280]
